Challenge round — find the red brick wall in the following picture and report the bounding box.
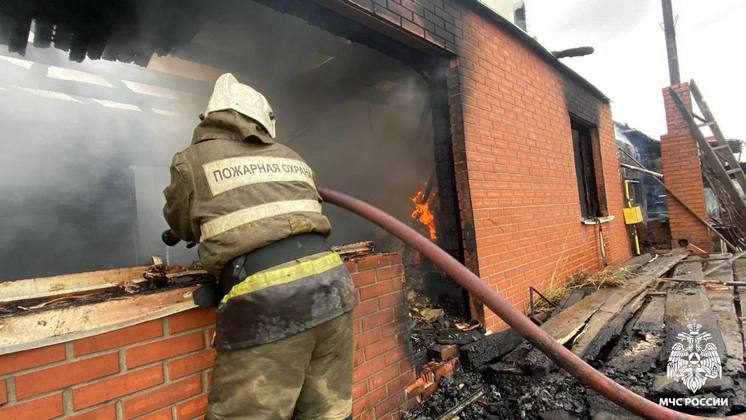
[346,253,417,420]
[0,309,216,420]
[660,83,712,251]
[448,8,631,330]
[0,254,414,419]
[337,0,632,330]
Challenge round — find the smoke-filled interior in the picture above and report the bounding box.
[0,0,444,280]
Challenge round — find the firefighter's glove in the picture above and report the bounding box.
[192,282,224,307]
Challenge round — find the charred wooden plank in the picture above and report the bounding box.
[654,285,730,395]
[572,286,648,361]
[547,252,686,356]
[632,295,666,334]
[550,289,587,317]
[671,260,703,280]
[532,290,607,347]
[501,251,687,372]
[331,241,375,259]
[0,286,197,355]
[606,318,665,374]
[656,277,746,287]
[460,328,523,370]
[0,266,148,303]
[685,254,733,263]
[620,253,654,271]
[705,264,743,375]
[661,286,725,363]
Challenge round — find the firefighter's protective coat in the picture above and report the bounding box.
[163,109,332,276]
[163,108,356,350]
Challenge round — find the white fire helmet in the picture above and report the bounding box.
[204,73,276,139]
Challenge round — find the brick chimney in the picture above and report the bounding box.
[660,83,713,251]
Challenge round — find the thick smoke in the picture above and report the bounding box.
[0,0,435,280]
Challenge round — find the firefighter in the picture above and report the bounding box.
[163,73,356,420]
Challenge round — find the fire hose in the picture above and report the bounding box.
[318,187,743,420]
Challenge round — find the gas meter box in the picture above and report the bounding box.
[623,206,643,225]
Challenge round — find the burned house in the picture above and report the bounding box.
[0,1,635,418]
[616,122,671,252]
[616,122,666,220]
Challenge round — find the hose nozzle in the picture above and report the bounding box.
[161,230,181,247]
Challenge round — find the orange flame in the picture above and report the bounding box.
[410,189,437,240]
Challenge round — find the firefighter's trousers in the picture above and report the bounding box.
[206,312,353,420]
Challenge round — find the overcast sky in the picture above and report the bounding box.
[527,0,746,148]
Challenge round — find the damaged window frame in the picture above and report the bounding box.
[570,117,607,222]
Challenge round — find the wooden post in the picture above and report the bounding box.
[661,0,681,85]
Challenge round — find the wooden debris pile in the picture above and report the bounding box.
[530,255,651,318]
[409,250,746,418]
[500,250,745,418]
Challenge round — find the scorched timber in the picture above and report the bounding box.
[1,268,212,317]
[705,263,744,375]
[620,253,655,271]
[0,266,147,303]
[632,295,665,334]
[501,251,687,371]
[654,284,734,394]
[571,284,648,361]
[0,286,197,355]
[541,252,685,345]
[331,241,375,259]
[550,289,586,317]
[671,260,703,281]
[684,254,733,263]
[570,251,687,361]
